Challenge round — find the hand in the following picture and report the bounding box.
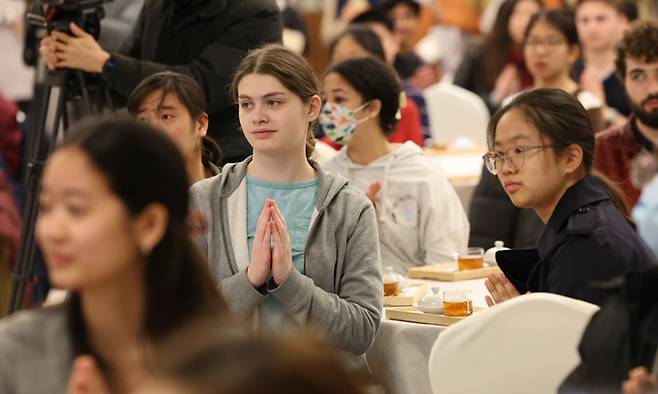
[340,1,370,22]
[365,181,381,211]
[485,273,521,306]
[579,68,606,103]
[39,33,60,70]
[491,64,521,104]
[67,355,111,394]
[269,200,293,286]
[246,201,273,287]
[39,23,110,73]
[623,367,658,394]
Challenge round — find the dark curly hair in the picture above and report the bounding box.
[615,20,658,78]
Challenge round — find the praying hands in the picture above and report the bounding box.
[246,199,293,288]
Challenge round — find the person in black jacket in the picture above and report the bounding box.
[39,0,283,164]
[482,88,655,307]
[558,266,658,394]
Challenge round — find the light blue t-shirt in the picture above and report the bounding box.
[246,175,319,329]
[633,175,658,259]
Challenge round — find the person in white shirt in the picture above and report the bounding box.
[0,0,33,103]
[321,57,469,275]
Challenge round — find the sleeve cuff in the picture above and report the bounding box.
[268,268,312,313]
[219,267,267,317]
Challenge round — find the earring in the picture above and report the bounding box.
[140,243,153,256]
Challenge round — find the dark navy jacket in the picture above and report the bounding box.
[497,176,656,306]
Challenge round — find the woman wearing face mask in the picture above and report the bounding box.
[127,71,223,185]
[0,119,227,393]
[326,24,424,148]
[483,88,655,307]
[188,45,382,362]
[321,57,469,275]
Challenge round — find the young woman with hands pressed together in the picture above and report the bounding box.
[189,45,383,361]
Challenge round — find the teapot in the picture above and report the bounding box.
[484,240,510,266]
[416,286,444,314]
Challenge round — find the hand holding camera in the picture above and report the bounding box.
[39,22,109,73]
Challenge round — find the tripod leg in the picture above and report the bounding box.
[50,73,68,149]
[76,70,95,116]
[8,72,67,314]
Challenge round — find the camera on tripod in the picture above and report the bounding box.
[27,0,111,38]
[8,0,115,315]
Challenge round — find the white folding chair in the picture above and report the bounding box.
[428,293,599,394]
[424,82,490,147]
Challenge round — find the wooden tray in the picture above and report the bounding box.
[386,306,484,326]
[408,262,501,281]
[384,283,427,307]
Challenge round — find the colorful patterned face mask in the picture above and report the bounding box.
[318,101,372,145]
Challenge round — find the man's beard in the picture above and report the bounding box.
[629,93,658,129]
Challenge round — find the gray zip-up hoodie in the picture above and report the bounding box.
[0,304,72,393]
[189,158,383,356]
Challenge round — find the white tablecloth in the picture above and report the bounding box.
[366,278,490,394]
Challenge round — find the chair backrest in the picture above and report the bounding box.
[312,140,338,164]
[424,82,489,147]
[428,293,599,394]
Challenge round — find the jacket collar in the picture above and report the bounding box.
[537,175,609,259]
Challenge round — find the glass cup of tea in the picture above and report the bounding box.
[458,247,484,271]
[383,266,402,297]
[443,289,473,317]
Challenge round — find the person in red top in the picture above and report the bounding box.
[594,20,658,208]
[0,91,22,179]
[387,94,423,146]
[0,162,21,316]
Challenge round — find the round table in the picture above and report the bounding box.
[366,278,490,394]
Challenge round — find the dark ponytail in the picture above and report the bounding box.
[591,170,634,228]
[201,137,223,170]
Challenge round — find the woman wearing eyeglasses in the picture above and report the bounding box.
[483,88,655,307]
[522,9,604,131]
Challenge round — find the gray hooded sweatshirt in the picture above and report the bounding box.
[189,158,383,356]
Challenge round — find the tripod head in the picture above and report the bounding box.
[27,0,112,38]
[23,0,112,66]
